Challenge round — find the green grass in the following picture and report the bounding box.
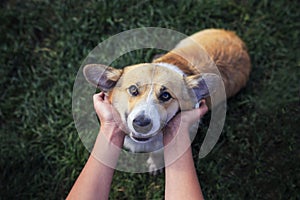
[1,0,299,199]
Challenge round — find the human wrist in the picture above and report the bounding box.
[163,128,192,166]
[165,146,193,169]
[99,124,125,147]
[90,126,125,168]
[163,125,190,146]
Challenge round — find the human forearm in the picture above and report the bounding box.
[66,155,115,200]
[164,126,204,200]
[67,127,124,200]
[165,146,204,200]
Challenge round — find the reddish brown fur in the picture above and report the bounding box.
[153,29,251,99]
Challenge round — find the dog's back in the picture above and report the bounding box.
[153,29,251,98]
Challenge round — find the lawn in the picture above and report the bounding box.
[0,0,299,199]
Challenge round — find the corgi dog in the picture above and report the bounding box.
[83,29,251,172]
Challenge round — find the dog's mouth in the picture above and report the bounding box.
[130,135,152,143]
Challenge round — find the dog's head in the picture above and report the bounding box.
[83,63,218,143]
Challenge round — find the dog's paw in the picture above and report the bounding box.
[147,156,163,175]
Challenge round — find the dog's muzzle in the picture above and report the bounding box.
[132,111,153,133]
[127,104,161,141]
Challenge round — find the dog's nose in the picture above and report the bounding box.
[132,113,153,133]
[133,115,151,126]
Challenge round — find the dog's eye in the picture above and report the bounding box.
[159,92,172,102]
[128,85,139,96]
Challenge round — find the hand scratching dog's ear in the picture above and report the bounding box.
[83,64,122,91]
[186,73,220,100]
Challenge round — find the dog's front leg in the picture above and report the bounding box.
[147,150,164,175]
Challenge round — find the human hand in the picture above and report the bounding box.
[93,92,121,129]
[93,92,125,143]
[162,100,208,166]
[163,100,208,146]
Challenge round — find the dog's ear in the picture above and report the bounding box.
[186,73,220,100]
[83,64,122,91]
